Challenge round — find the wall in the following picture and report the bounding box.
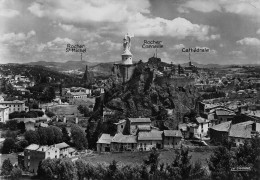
[163,137,182,148]
[117,121,126,134]
[137,140,162,151]
[111,143,137,152]
[97,143,110,152]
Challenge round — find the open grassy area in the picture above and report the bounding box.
[80,149,212,166]
[48,105,80,116]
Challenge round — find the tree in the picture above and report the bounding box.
[38,127,48,145]
[26,111,38,118]
[78,105,91,117]
[45,111,55,118]
[1,158,13,175]
[234,136,260,180]
[75,159,87,180]
[16,140,29,152]
[24,130,39,144]
[208,146,235,180]
[10,167,22,180]
[190,161,208,180]
[37,159,57,180]
[32,103,39,109]
[105,160,120,180]
[62,127,70,144]
[50,126,63,144]
[6,119,18,130]
[56,158,77,180]
[144,148,160,174]
[172,147,192,180]
[17,122,25,133]
[2,138,16,154]
[71,124,88,150]
[5,130,17,139]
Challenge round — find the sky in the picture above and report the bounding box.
[0,0,260,65]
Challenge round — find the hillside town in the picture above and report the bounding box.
[1,0,260,179]
[0,33,259,179]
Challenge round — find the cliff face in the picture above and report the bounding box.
[100,58,200,129]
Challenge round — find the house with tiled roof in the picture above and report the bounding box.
[163,130,183,148]
[209,121,232,144]
[228,124,252,146]
[55,142,70,158]
[111,133,137,152]
[137,131,163,151]
[215,108,236,123]
[96,134,113,152]
[24,144,60,173]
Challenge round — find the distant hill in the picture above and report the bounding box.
[26,60,99,72]
[181,61,260,68]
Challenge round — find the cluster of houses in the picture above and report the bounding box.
[19,142,76,173]
[61,87,97,108]
[210,120,260,146]
[0,74,35,95]
[97,118,183,152]
[98,101,260,152]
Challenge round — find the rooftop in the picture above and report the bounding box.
[25,144,40,150]
[55,142,70,149]
[128,118,151,124]
[178,123,187,131]
[138,131,163,141]
[216,109,236,116]
[210,121,232,132]
[229,124,251,139]
[97,134,113,144]
[164,130,183,137]
[195,117,209,124]
[112,133,137,143]
[0,105,8,109]
[137,125,151,131]
[68,92,89,96]
[0,100,24,104]
[114,119,126,125]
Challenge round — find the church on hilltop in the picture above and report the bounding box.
[112,34,137,83]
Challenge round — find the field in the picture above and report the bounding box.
[81,149,212,167]
[48,105,80,116]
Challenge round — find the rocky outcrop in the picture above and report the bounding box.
[91,58,200,130]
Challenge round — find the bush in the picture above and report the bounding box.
[6,120,18,130]
[2,138,16,154]
[1,158,13,175]
[46,111,55,118]
[10,167,22,180]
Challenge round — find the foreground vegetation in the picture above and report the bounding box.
[27,136,260,180]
